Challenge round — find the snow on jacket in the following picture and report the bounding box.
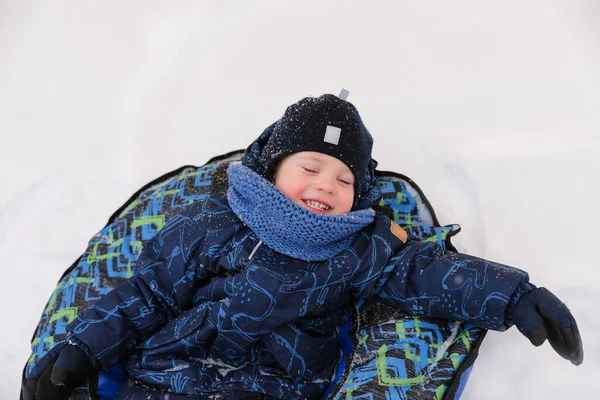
[67,195,530,399]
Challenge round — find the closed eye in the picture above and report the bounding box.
[338,178,352,185]
[302,167,318,173]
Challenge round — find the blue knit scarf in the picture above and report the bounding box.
[227,163,375,261]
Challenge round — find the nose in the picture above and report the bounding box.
[315,177,335,193]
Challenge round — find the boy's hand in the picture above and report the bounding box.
[22,344,95,400]
[512,287,584,366]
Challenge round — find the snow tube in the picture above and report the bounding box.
[23,150,485,399]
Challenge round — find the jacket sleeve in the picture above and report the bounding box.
[66,195,242,369]
[351,213,532,331]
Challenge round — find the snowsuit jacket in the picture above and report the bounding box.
[67,192,530,399]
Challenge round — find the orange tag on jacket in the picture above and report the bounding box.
[390,221,408,243]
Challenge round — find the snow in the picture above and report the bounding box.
[1,1,599,399]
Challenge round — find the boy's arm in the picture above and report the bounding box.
[66,196,241,369]
[351,215,530,330]
[356,238,530,330]
[351,214,582,364]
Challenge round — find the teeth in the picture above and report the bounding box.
[305,200,331,211]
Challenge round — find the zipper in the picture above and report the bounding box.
[248,240,263,261]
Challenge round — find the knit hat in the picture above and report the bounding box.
[256,93,374,204]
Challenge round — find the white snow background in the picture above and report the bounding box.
[1,1,599,399]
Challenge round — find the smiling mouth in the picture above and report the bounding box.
[303,199,332,212]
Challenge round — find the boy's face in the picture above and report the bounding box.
[274,151,355,215]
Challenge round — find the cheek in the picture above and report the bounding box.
[276,174,306,200]
[338,189,354,212]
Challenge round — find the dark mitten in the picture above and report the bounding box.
[512,287,584,366]
[22,344,95,400]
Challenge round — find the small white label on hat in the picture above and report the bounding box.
[338,89,349,100]
[324,125,341,145]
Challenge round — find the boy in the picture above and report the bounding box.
[22,94,583,399]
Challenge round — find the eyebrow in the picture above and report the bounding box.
[296,155,323,163]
